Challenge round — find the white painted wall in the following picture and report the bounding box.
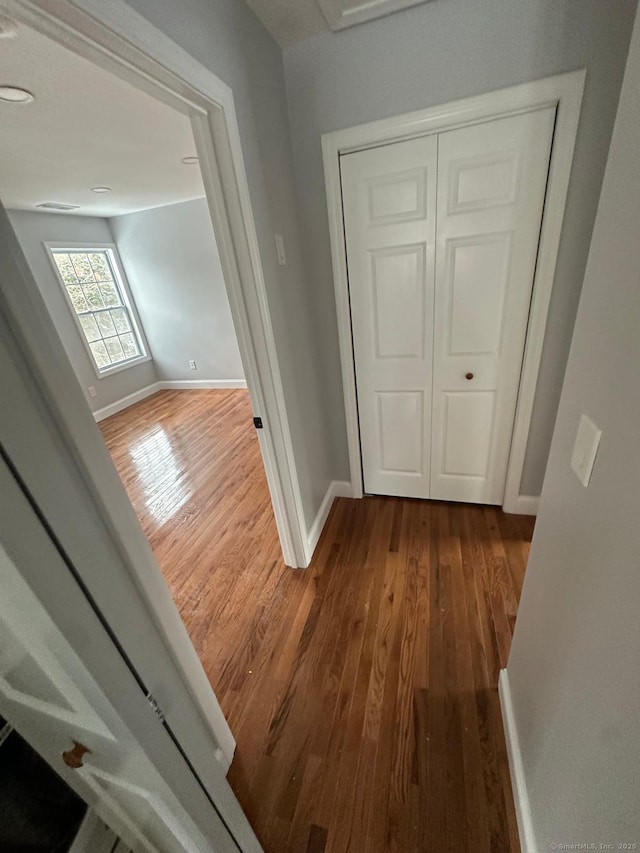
[120,0,336,530]
[283,0,638,497]
[507,6,640,848]
[110,198,244,382]
[7,209,158,412]
[8,201,247,413]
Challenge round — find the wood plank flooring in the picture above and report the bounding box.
[100,389,534,853]
[99,389,282,653]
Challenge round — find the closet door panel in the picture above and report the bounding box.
[430,107,556,504]
[341,136,437,498]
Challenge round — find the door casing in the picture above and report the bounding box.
[322,70,585,514]
[0,0,310,571]
[0,0,308,844]
[0,0,310,784]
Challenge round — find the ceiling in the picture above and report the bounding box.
[0,23,205,218]
[245,0,328,46]
[245,0,434,47]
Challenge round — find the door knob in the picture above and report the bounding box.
[62,740,91,769]
[465,372,474,380]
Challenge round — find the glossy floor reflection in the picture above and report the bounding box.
[99,389,283,652]
[129,425,192,525]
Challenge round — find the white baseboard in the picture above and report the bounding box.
[304,479,352,565]
[503,494,540,516]
[332,480,353,499]
[93,382,161,422]
[498,669,536,853]
[161,379,247,390]
[93,379,247,422]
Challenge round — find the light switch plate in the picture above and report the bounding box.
[571,414,602,487]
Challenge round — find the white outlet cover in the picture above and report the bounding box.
[571,414,602,488]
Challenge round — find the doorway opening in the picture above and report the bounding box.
[0,3,314,840]
[0,14,292,713]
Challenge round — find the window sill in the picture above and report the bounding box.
[95,354,152,379]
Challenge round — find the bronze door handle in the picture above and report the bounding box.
[62,740,91,769]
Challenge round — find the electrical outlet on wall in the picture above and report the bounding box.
[88,386,97,398]
[189,360,197,370]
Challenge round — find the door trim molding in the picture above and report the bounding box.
[507,494,540,517]
[1,0,309,566]
[0,0,307,830]
[322,71,585,510]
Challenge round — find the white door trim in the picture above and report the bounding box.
[322,70,585,512]
[0,0,308,794]
[2,0,308,568]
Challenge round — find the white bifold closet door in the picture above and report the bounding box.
[342,135,438,498]
[341,107,556,504]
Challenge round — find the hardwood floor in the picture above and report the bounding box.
[100,389,534,853]
[100,389,282,653]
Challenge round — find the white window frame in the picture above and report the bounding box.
[45,241,152,378]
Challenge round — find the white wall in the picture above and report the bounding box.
[507,7,640,848]
[110,198,244,383]
[121,0,336,528]
[7,209,158,412]
[283,0,638,497]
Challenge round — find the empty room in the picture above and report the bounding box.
[0,1,638,852]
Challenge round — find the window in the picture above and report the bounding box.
[47,245,150,376]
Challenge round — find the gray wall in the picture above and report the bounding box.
[110,199,244,383]
[122,0,337,527]
[7,209,158,412]
[507,8,640,846]
[283,0,638,496]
